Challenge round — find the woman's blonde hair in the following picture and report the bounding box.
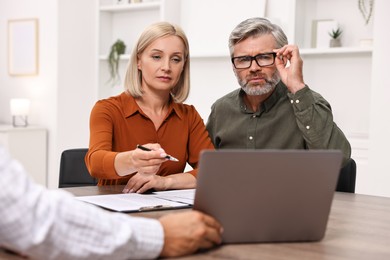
[124,22,190,103]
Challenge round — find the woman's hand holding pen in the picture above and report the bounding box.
[130,143,168,175]
[114,143,167,178]
[120,143,174,193]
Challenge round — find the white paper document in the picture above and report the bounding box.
[153,189,195,205]
[76,189,195,212]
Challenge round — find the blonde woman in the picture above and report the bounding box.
[86,22,213,193]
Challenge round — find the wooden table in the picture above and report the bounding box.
[2,186,390,259]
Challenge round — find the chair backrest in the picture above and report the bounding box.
[59,148,97,188]
[336,158,356,193]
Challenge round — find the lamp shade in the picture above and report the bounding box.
[10,98,30,116]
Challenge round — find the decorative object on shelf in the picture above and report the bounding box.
[107,39,126,85]
[358,0,374,25]
[312,19,338,48]
[359,38,373,47]
[10,98,30,127]
[328,27,342,47]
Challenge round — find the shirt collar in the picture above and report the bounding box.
[120,91,183,119]
[262,81,287,112]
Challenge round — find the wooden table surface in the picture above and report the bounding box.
[2,186,390,259]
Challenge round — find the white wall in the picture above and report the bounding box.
[366,0,390,197]
[0,0,58,187]
[0,0,97,188]
[56,0,98,188]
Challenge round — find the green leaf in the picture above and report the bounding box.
[328,28,343,39]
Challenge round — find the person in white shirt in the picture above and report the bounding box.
[0,145,222,259]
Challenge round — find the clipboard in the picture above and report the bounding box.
[76,189,195,213]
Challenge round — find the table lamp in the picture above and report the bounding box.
[10,98,30,127]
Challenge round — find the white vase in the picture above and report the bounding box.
[329,38,341,48]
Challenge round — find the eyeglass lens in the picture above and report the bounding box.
[233,53,275,69]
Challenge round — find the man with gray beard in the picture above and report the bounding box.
[206,17,351,166]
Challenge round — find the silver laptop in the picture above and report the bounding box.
[193,149,343,244]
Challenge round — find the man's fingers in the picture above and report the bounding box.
[202,213,223,231]
[195,212,223,246]
[199,239,216,250]
[204,226,223,246]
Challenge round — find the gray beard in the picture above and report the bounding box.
[239,72,280,96]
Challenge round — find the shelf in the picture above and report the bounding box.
[100,53,228,60]
[99,47,373,61]
[300,47,373,56]
[99,54,130,60]
[100,2,160,12]
[101,52,229,59]
[191,50,230,59]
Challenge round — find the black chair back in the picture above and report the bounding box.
[59,148,97,188]
[336,158,356,193]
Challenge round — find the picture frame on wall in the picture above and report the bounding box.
[311,19,338,48]
[8,18,39,76]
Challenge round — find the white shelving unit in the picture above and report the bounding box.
[99,1,163,56]
[267,0,374,50]
[97,0,374,68]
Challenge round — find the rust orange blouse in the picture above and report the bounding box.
[85,92,214,185]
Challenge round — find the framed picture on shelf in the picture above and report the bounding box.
[8,18,39,76]
[311,19,338,48]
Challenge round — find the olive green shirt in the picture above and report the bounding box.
[206,82,351,166]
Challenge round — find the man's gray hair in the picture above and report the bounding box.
[228,17,288,57]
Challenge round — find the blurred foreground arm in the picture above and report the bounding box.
[0,146,163,259]
[0,146,221,259]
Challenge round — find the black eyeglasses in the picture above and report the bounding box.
[231,52,276,69]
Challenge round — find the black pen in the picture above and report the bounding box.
[139,205,173,211]
[137,144,179,162]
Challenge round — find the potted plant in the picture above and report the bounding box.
[107,39,126,85]
[328,27,342,47]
